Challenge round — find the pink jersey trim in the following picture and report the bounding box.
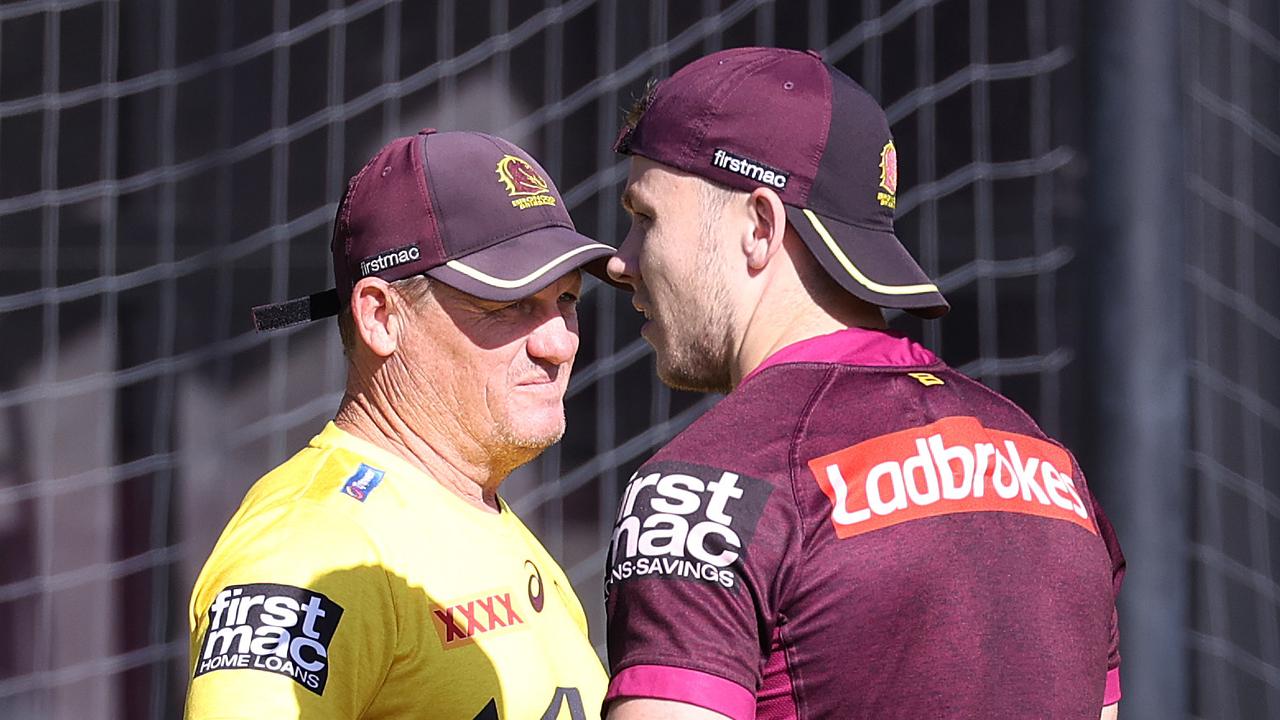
[606,664,755,720]
[745,327,938,382]
[1104,667,1122,705]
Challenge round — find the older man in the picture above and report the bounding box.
[185,130,613,719]
[601,48,1125,719]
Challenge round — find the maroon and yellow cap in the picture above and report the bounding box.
[252,129,614,331]
[614,47,947,318]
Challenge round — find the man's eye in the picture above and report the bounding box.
[627,208,652,224]
[559,292,580,305]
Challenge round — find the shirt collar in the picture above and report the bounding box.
[743,326,939,383]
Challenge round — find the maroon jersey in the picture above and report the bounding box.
[604,328,1124,719]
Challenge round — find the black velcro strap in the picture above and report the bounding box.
[251,289,341,332]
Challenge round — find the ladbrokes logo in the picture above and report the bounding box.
[194,583,343,695]
[495,154,557,210]
[606,462,771,594]
[431,590,525,649]
[808,416,1097,539]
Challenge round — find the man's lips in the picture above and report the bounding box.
[515,368,563,386]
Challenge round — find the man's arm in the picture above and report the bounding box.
[609,699,732,720]
[1101,703,1118,720]
[185,504,393,719]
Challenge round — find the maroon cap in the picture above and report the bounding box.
[252,129,614,331]
[614,47,947,318]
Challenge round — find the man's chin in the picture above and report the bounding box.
[507,427,565,451]
[499,409,566,451]
[655,356,732,394]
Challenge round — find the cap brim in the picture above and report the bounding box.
[425,225,616,301]
[785,205,948,318]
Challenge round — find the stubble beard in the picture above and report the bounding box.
[496,414,565,451]
[653,269,735,395]
[481,412,563,481]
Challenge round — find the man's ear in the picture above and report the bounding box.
[742,187,789,272]
[349,277,400,358]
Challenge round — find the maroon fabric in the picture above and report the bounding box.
[756,628,799,720]
[807,64,894,227]
[420,130,574,258]
[782,205,947,317]
[614,46,948,317]
[332,131,444,305]
[605,328,1124,718]
[617,47,829,208]
[331,129,611,305]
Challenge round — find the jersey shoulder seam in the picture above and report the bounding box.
[786,365,839,593]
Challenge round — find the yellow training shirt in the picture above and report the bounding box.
[185,422,607,719]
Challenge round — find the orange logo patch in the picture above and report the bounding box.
[496,154,557,210]
[878,140,898,209]
[430,590,525,649]
[808,416,1096,539]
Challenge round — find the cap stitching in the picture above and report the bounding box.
[802,63,836,204]
[416,134,447,263]
[680,51,783,168]
[334,152,383,298]
[337,154,376,249]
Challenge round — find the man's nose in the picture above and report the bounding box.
[606,236,639,290]
[526,312,579,366]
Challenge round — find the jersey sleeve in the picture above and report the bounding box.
[1092,492,1126,705]
[603,459,800,719]
[184,501,396,720]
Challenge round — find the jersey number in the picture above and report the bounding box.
[472,688,584,720]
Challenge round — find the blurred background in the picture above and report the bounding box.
[0,0,1276,718]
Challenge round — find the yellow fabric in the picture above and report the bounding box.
[185,422,607,720]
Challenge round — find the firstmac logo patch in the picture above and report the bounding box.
[194,583,344,695]
[358,244,420,278]
[710,148,790,190]
[606,461,771,594]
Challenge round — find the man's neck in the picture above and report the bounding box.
[333,390,506,513]
[731,290,886,389]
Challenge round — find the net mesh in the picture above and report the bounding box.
[1183,1,1280,717]
[0,0,1098,717]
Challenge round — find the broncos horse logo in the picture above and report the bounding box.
[495,154,557,209]
[496,155,550,196]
